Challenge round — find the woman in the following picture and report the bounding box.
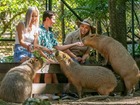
[14,6,39,62]
[64,18,95,64]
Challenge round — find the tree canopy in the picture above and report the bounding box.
[0,0,139,44]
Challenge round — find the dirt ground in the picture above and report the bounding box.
[51,90,140,105]
[1,90,140,105]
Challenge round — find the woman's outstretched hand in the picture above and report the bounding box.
[74,42,84,46]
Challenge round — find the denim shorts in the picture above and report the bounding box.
[13,44,34,62]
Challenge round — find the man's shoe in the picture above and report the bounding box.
[34,94,49,100]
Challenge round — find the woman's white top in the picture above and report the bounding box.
[15,24,38,45]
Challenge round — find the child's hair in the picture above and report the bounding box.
[25,6,39,28]
[43,10,55,22]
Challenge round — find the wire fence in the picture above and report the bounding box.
[126,1,140,56]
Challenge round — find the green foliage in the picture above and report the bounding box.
[135,44,140,56]
[0,55,14,63]
[59,0,109,36]
[0,0,44,37]
[0,99,8,105]
[0,0,109,39]
[0,99,22,105]
[63,0,108,20]
[0,0,139,61]
[33,50,41,58]
[32,50,46,62]
[23,98,51,105]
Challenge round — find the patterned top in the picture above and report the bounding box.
[64,28,90,57]
[38,25,58,50]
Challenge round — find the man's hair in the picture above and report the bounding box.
[43,10,55,22]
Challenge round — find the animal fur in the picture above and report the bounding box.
[55,50,117,98]
[82,34,140,95]
[0,57,43,103]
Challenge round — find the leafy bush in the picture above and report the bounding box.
[135,44,140,56]
[23,98,51,105]
[0,55,14,63]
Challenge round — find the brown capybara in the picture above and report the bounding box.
[82,34,140,95]
[0,57,43,103]
[55,50,117,98]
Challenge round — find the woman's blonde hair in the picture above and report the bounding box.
[25,6,39,29]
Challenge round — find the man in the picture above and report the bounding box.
[34,10,83,99]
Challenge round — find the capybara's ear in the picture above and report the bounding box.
[29,58,34,64]
[35,58,39,62]
[55,50,59,57]
[91,26,96,34]
[68,59,70,62]
[26,57,30,60]
[63,54,66,59]
[90,34,96,37]
[67,59,71,64]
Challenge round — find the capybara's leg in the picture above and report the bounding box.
[75,85,82,98]
[64,83,70,93]
[101,58,108,66]
[124,80,135,96]
[97,87,111,95]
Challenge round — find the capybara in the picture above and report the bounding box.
[0,57,43,103]
[82,34,140,95]
[55,50,117,98]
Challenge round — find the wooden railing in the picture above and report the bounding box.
[0,39,139,96]
[0,63,128,96]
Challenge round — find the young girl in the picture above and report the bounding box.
[14,6,39,62]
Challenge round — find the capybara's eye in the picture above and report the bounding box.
[63,54,66,58]
[30,59,33,64]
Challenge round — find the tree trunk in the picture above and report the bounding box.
[108,0,127,48]
[96,20,102,34]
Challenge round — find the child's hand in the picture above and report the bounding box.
[75,57,82,62]
[43,48,53,54]
[34,45,53,54]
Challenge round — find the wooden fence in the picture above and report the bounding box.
[0,40,139,96]
[0,63,129,96]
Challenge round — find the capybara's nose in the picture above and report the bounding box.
[55,50,59,56]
